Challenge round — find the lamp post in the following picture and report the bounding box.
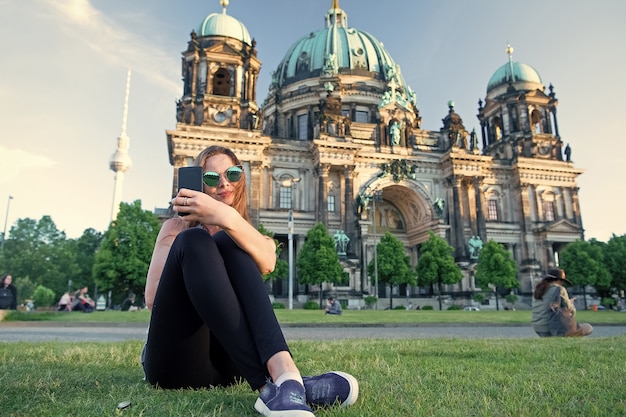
[288,209,294,310]
[1,195,13,250]
[370,190,383,308]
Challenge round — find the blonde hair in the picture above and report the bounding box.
[194,145,250,222]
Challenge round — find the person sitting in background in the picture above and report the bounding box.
[121,293,138,312]
[325,297,343,315]
[72,286,95,313]
[531,267,592,337]
[57,292,72,311]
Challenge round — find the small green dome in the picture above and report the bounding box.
[487,60,542,91]
[487,46,542,93]
[196,11,251,45]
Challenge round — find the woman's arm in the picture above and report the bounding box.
[219,208,277,274]
[560,286,577,316]
[174,190,277,274]
[145,217,187,310]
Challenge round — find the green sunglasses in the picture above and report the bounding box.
[203,165,243,187]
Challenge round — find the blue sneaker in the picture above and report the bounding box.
[303,371,359,408]
[254,379,315,417]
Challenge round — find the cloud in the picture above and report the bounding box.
[39,0,179,96]
[0,146,57,183]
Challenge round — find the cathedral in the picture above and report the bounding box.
[164,0,584,306]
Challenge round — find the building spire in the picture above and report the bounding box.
[221,0,229,14]
[506,43,516,83]
[109,69,133,222]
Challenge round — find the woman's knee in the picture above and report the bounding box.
[174,228,217,255]
[578,323,593,336]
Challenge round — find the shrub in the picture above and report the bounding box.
[601,297,616,309]
[393,305,406,310]
[364,296,377,308]
[422,305,434,310]
[303,301,319,310]
[473,293,485,304]
[32,285,56,309]
[272,302,285,309]
[447,304,462,310]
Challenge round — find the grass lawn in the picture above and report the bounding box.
[3,308,626,325]
[2,309,625,416]
[1,337,625,416]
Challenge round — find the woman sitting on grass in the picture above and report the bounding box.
[143,145,358,417]
[531,267,592,337]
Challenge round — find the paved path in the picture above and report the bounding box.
[1,322,625,342]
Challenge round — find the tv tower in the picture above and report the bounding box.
[109,69,133,222]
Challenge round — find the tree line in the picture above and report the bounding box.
[1,199,625,310]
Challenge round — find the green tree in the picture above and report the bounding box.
[0,216,76,300]
[416,231,463,310]
[367,231,416,309]
[559,239,610,310]
[257,224,288,282]
[13,277,36,306]
[475,240,519,311]
[93,201,160,306]
[73,228,103,292]
[603,234,626,294]
[296,222,345,308]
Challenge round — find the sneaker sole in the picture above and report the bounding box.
[331,371,359,407]
[254,398,315,417]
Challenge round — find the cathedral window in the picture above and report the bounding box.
[212,68,231,96]
[297,114,308,140]
[508,104,519,132]
[494,117,503,140]
[279,185,292,209]
[543,201,555,222]
[487,199,499,221]
[355,110,368,123]
[531,109,543,133]
[327,195,336,213]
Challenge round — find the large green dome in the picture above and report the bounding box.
[271,2,411,95]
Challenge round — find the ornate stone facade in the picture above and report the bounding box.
[164,3,584,301]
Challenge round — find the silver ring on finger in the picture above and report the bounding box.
[183,197,188,206]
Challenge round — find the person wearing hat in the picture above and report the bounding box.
[531,268,593,337]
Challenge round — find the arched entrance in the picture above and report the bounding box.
[358,179,446,298]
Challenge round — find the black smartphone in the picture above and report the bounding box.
[177,166,203,216]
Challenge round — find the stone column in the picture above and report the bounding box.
[317,164,330,224]
[449,175,467,260]
[474,177,487,241]
[248,160,263,226]
[344,165,356,255]
[517,183,533,265]
[571,187,582,227]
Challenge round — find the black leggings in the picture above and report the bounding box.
[143,228,289,390]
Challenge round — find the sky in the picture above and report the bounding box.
[1,0,625,242]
